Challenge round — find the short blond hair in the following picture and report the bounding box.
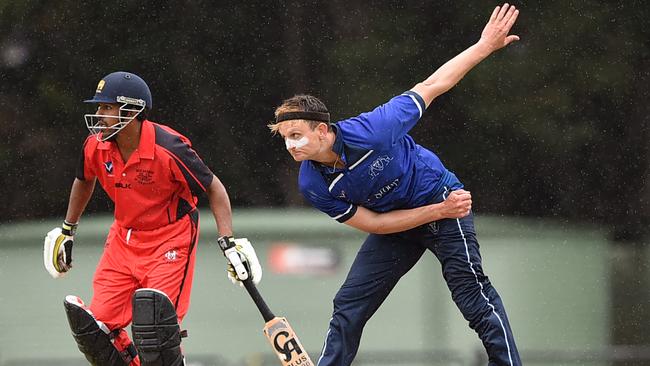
[268,95,329,134]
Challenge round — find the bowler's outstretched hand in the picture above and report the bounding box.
[479,3,520,53]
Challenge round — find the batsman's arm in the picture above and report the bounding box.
[344,189,472,234]
[207,175,263,285]
[412,3,520,107]
[205,175,233,237]
[64,178,97,224]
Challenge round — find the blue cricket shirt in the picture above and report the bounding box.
[298,91,461,223]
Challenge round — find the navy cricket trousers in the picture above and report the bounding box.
[316,212,521,366]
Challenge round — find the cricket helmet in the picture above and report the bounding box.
[83,71,152,141]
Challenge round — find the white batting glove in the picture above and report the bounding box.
[218,236,262,287]
[43,221,77,278]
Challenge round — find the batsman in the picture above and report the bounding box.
[43,71,262,365]
[269,4,521,366]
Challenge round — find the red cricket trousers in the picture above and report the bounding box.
[89,210,199,365]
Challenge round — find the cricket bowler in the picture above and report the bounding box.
[43,71,262,365]
[269,4,521,365]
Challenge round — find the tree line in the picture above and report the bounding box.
[1,1,648,242]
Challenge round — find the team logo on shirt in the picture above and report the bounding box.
[135,169,154,185]
[369,155,393,178]
[103,161,114,175]
[164,249,178,262]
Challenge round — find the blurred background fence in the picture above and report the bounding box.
[2,209,649,366]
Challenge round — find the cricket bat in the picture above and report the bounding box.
[242,279,315,366]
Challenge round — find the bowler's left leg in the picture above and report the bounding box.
[430,214,521,366]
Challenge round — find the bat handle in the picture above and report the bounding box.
[243,279,275,322]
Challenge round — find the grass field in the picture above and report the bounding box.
[0,209,610,365]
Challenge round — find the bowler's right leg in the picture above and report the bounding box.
[317,234,425,366]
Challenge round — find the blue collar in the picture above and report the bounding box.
[331,123,345,156]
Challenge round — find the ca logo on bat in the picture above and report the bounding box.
[273,330,302,362]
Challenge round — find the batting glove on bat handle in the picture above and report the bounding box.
[231,238,262,286]
[218,236,249,281]
[43,221,77,279]
[226,249,249,281]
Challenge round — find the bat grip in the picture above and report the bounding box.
[243,279,275,322]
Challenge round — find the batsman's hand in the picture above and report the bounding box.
[43,221,77,279]
[440,189,472,219]
[218,236,262,287]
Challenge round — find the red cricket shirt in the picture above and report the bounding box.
[76,120,214,230]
